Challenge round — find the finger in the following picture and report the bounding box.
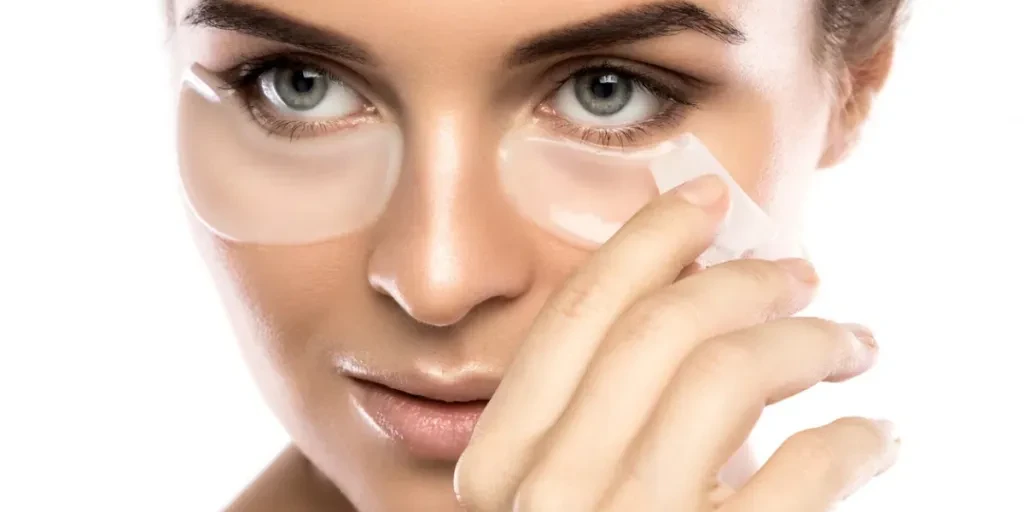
[510,259,818,511]
[719,417,900,512]
[455,175,729,509]
[608,318,878,509]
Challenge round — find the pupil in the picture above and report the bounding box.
[574,71,633,116]
[267,66,329,111]
[291,70,316,94]
[591,75,618,99]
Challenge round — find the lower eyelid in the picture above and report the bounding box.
[538,99,692,149]
[245,96,379,139]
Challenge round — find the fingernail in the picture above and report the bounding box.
[843,323,878,350]
[775,258,819,285]
[828,323,878,381]
[872,419,902,448]
[673,174,727,207]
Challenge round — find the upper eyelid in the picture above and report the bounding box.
[541,57,705,104]
[225,53,374,101]
[541,71,688,127]
[224,57,375,131]
[220,50,702,104]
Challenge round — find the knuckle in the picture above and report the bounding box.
[770,318,862,377]
[785,429,841,478]
[803,316,846,336]
[548,272,604,321]
[788,317,848,342]
[713,259,797,319]
[785,417,889,488]
[689,339,758,382]
[832,417,891,454]
[619,294,699,343]
[733,258,790,289]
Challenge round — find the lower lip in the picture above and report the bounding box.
[351,380,487,461]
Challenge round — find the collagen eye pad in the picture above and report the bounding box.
[498,129,802,266]
[176,64,403,244]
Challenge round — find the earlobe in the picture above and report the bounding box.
[817,39,897,169]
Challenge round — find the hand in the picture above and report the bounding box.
[454,174,899,511]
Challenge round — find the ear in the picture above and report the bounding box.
[818,38,896,168]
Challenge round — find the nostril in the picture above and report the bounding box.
[368,274,414,316]
[368,273,467,327]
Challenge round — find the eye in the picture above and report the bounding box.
[551,69,663,128]
[256,65,365,119]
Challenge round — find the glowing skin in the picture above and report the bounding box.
[168,0,897,510]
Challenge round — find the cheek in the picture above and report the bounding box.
[191,224,382,447]
[208,241,367,340]
[191,219,369,375]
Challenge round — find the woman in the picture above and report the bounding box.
[168,0,907,510]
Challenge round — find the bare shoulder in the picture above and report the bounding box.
[224,444,354,512]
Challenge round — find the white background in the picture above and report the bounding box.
[1,1,1021,510]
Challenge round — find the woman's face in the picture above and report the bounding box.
[171,0,853,509]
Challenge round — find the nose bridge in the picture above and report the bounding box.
[367,109,532,327]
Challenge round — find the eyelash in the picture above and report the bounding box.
[221,53,700,147]
[542,59,698,148]
[222,54,376,140]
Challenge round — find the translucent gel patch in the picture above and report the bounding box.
[498,129,802,266]
[177,65,403,244]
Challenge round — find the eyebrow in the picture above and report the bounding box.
[509,1,746,66]
[182,0,375,65]
[182,0,745,69]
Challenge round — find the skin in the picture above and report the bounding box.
[169,0,899,510]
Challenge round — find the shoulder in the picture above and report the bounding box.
[224,444,354,512]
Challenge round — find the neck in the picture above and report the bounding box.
[225,445,354,512]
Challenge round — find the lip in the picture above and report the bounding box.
[339,361,500,460]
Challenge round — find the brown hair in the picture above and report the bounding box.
[819,0,909,68]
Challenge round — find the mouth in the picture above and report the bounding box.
[341,363,500,461]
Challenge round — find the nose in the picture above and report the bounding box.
[367,116,532,327]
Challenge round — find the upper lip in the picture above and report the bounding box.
[338,359,501,403]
